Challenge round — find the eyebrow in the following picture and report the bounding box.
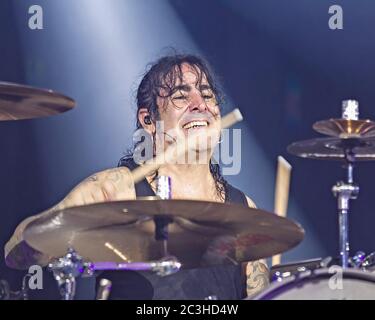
[173,84,213,93]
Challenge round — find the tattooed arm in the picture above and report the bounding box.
[243,195,270,298]
[61,166,136,208]
[5,167,136,267]
[245,259,270,298]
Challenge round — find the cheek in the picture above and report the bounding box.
[158,111,181,132]
[208,105,220,118]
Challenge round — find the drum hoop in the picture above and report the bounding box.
[255,267,375,300]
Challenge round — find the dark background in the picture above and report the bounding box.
[1,0,375,292]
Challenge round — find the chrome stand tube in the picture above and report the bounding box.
[332,162,359,268]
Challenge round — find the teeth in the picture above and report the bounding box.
[183,121,208,129]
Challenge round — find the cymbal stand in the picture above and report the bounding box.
[331,100,361,268]
[332,153,359,268]
[154,176,173,258]
[48,176,180,300]
[49,248,181,300]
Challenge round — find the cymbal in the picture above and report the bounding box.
[19,199,304,270]
[0,82,75,120]
[287,136,375,161]
[313,119,375,139]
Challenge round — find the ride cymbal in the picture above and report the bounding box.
[14,199,304,270]
[0,82,75,120]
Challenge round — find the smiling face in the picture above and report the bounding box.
[155,63,221,155]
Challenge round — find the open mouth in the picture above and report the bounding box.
[182,120,209,130]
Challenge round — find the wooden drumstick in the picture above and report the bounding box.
[272,156,292,267]
[130,108,243,184]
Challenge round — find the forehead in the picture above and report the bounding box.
[175,63,209,86]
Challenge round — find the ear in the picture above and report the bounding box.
[138,108,155,134]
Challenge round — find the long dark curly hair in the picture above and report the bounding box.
[119,53,229,201]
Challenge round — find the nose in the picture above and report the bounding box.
[188,92,208,113]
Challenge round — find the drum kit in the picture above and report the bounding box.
[260,100,375,300]
[1,82,375,300]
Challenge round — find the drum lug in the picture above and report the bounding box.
[358,252,375,269]
[319,256,333,268]
[349,251,366,268]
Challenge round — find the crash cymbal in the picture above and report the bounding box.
[17,199,304,270]
[287,136,375,161]
[313,119,375,139]
[0,82,75,120]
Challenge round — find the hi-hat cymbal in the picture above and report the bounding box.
[0,82,75,120]
[15,199,304,270]
[313,119,375,139]
[287,136,375,161]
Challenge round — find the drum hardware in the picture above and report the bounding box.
[48,247,182,300]
[272,98,375,299]
[288,99,375,268]
[254,268,375,300]
[155,176,172,200]
[349,251,367,268]
[319,256,333,268]
[347,251,375,270]
[48,248,86,300]
[360,252,375,270]
[154,176,172,257]
[331,158,359,268]
[87,258,182,276]
[271,257,335,282]
[271,252,375,285]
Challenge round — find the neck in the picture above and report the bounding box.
[150,162,222,202]
[158,162,212,181]
[154,142,215,188]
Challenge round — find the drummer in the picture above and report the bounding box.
[5,53,269,300]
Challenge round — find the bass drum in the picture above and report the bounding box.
[254,268,375,300]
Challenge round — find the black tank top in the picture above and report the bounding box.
[97,158,248,300]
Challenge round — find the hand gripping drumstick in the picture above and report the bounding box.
[272,156,292,267]
[131,108,243,184]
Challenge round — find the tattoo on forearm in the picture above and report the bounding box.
[246,261,270,297]
[86,170,122,185]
